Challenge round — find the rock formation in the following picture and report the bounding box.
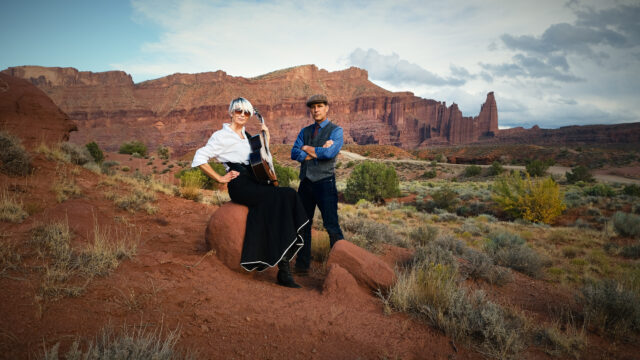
[2,65,498,154]
[326,240,396,290]
[205,202,248,272]
[0,72,77,149]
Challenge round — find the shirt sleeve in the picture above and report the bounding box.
[314,126,343,160]
[191,133,223,167]
[290,128,308,163]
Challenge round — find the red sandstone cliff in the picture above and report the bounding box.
[3,65,498,155]
[0,72,77,149]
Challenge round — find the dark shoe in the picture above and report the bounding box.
[277,261,301,288]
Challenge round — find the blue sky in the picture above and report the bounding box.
[1,0,639,129]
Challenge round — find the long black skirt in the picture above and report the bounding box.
[227,171,308,272]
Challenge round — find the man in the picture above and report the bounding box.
[291,94,345,275]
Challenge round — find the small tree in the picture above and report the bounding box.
[85,141,104,164]
[488,161,504,176]
[344,161,400,203]
[463,165,482,177]
[492,172,565,224]
[566,165,594,184]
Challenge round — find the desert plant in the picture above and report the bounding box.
[119,140,147,156]
[0,190,28,223]
[492,172,565,224]
[408,225,439,246]
[41,324,193,360]
[0,131,31,176]
[274,161,298,188]
[341,215,406,251]
[487,161,504,176]
[430,186,458,212]
[463,164,482,177]
[612,211,640,238]
[584,183,615,197]
[178,170,203,201]
[422,169,437,179]
[485,231,546,278]
[344,161,400,203]
[100,160,120,175]
[85,141,104,164]
[525,159,552,177]
[579,279,640,338]
[52,166,82,203]
[0,240,21,276]
[565,165,594,184]
[623,184,640,197]
[157,145,170,160]
[60,142,92,165]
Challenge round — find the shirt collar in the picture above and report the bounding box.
[222,123,246,138]
[315,118,329,128]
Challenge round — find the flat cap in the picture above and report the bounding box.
[306,94,328,107]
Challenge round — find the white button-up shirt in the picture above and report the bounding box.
[191,123,251,170]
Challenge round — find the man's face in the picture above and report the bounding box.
[309,103,329,123]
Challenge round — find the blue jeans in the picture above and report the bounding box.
[296,176,344,269]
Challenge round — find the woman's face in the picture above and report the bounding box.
[231,108,251,126]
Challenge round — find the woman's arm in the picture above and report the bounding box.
[199,163,239,183]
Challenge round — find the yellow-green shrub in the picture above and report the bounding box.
[492,172,565,224]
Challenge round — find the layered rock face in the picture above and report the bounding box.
[3,65,498,155]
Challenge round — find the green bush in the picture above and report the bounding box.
[60,142,92,165]
[430,186,458,212]
[422,169,437,179]
[565,165,594,184]
[344,161,400,203]
[85,141,104,164]
[0,131,31,176]
[176,162,225,190]
[492,172,565,224]
[119,141,147,156]
[623,184,640,197]
[273,161,298,188]
[612,211,640,238]
[463,165,482,177]
[487,161,504,176]
[584,183,615,197]
[157,145,170,160]
[525,159,552,177]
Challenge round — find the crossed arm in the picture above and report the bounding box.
[291,127,343,162]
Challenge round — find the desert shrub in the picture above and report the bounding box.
[623,184,640,197]
[408,225,439,246]
[344,161,400,203]
[492,172,565,224]
[113,187,157,214]
[485,231,546,277]
[612,211,640,238]
[176,162,225,190]
[463,165,482,177]
[422,169,437,179]
[584,183,615,197]
[620,245,640,259]
[0,131,31,176]
[461,248,512,285]
[157,145,170,160]
[525,159,552,177]
[274,161,298,188]
[41,324,193,360]
[487,161,504,176]
[100,161,119,175]
[430,186,458,212]
[178,170,203,201]
[60,142,92,165]
[0,190,28,223]
[85,141,104,164]
[119,140,147,156]
[565,165,594,184]
[579,279,640,337]
[341,215,406,251]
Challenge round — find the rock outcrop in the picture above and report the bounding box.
[205,202,248,272]
[2,65,498,154]
[326,240,396,291]
[0,73,77,149]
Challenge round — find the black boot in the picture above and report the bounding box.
[329,233,342,248]
[277,261,301,288]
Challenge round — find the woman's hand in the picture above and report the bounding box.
[261,123,271,145]
[219,170,240,183]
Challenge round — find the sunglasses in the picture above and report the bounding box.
[233,109,251,116]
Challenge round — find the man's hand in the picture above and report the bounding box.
[302,145,317,159]
[322,140,333,148]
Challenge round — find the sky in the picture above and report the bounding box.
[1,0,639,129]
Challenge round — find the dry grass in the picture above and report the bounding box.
[0,239,22,276]
[0,131,31,176]
[0,189,28,223]
[52,165,82,203]
[30,218,138,302]
[41,324,194,360]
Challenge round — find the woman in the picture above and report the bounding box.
[192,97,308,288]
